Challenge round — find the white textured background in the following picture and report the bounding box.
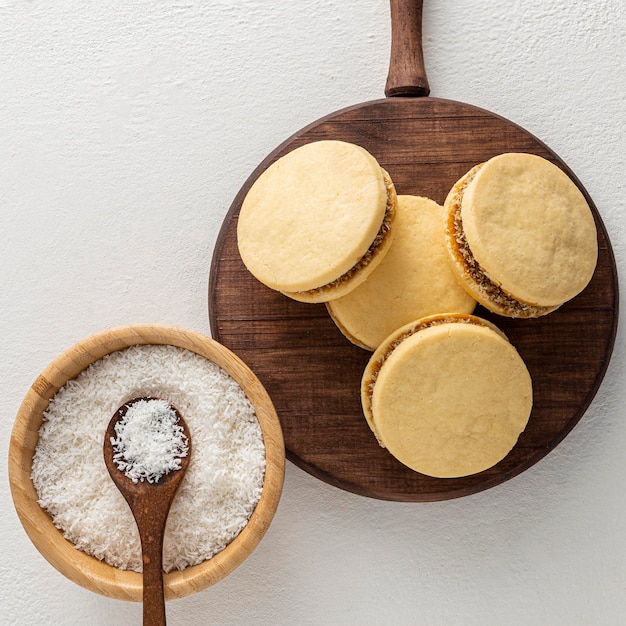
[1,1,625,624]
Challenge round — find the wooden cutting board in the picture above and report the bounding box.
[208,3,618,501]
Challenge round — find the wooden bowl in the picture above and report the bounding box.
[8,324,285,601]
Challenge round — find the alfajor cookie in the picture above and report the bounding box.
[444,153,598,317]
[237,140,397,303]
[361,313,532,478]
[326,195,476,351]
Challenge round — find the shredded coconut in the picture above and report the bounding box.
[111,399,189,484]
[31,345,266,573]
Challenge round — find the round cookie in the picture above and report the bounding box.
[326,195,476,350]
[444,153,598,317]
[361,313,532,478]
[237,140,397,303]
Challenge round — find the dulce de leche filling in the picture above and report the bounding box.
[446,164,554,318]
[363,313,492,446]
[289,169,397,299]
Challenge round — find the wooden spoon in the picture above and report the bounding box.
[104,397,191,626]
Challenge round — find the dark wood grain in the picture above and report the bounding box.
[386,0,429,96]
[209,1,617,500]
[208,96,618,501]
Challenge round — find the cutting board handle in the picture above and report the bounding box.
[385,0,430,97]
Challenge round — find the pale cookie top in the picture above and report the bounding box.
[461,153,598,307]
[237,140,388,293]
[327,195,476,350]
[370,319,532,478]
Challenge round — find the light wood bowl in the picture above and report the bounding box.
[8,324,285,602]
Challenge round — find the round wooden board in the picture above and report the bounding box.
[209,97,618,501]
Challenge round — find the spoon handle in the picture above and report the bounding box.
[136,509,169,626]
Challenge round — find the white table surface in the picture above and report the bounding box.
[2,1,625,624]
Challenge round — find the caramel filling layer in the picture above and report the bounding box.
[290,169,397,298]
[447,165,553,318]
[364,314,488,443]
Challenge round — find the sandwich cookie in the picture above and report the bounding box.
[326,195,476,351]
[361,313,532,478]
[444,153,598,317]
[237,140,397,303]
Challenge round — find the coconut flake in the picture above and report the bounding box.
[111,399,189,484]
[31,345,266,573]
